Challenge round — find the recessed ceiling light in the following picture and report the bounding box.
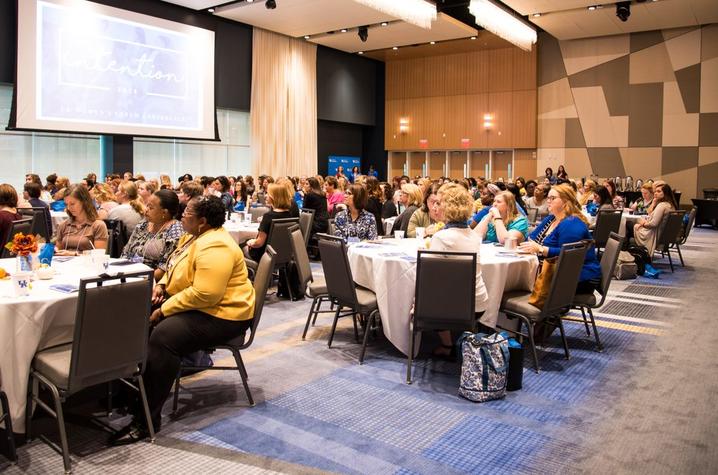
[358,51,364,55]
[247,0,254,2]
[470,36,477,40]
[430,41,436,45]
[207,8,214,13]
[381,22,388,26]
[341,29,347,33]
[392,46,398,50]
[588,5,598,10]
[532,13,541,17]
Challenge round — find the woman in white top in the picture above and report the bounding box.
[108,181,145,236]
[429,183,490,357]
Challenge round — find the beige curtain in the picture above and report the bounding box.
[250,29,317,178]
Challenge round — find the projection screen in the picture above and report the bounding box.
[13,0,217,140]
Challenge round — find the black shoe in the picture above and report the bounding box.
[109,422,150,446]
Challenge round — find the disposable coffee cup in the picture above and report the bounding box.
[12,272,32,297]
[504,237,517,250]
[394,230,405,239]
[415,227,426,239]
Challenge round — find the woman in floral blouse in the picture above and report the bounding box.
[122,189,185,281]
[333,184,378,242]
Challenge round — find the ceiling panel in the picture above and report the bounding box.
[502,1,602,16]
[310,13,476,53]
[363,32,512,61]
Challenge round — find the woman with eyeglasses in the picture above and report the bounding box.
[333,184,377,241]
[519,184,601,294]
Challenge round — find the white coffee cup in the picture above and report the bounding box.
[415,227,426,239]
[394,230,405,239]
[504,236,517,251]
[230,213,240,223]
[12,272,32,297]
[92,253,110,274]
[37,265,55,280]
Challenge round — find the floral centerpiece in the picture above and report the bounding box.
[6,233,40,272]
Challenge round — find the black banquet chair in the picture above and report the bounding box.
[1,371,17,464]
[592,209,622,253]
[497,241,589,373]
[18,207,52,243]
[1,218,33,258]
[407,250,477,384]
[26,270,155,473]
[103,219,127,258]
[653,210,686,272]
[173,246,277,411]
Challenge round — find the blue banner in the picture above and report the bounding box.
[327,155,361,176]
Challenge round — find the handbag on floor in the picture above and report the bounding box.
[614,251,638,280]
[457,332,509,403]
[627,245,650,276]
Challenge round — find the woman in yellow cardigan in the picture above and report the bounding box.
[112,196,255,444]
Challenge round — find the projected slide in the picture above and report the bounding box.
[14,0,216,140]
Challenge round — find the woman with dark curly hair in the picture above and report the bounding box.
[112,196,255,443]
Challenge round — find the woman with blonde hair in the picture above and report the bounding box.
[246,183,293,262]
[519,183,601,294]
[55,185,108,255]
[92,182,119,219]
[109,181,145,235]
[630,182,654,214]
[475,191,528,244]
[430,183,490,356]
[391,183,423,234]
[276,177,300,217]
[578,179,597,206]
[137,181,157,206]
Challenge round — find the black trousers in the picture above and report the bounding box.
[141,310,252,429]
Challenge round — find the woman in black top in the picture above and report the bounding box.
[246,183,292,262]
[364,176,384,235]
[381,183,398,219]
[302,177,329,236]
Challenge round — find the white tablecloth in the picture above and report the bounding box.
[50,210,68,232]
[347,239,538,356]
[620,212,643,236]
[0,257,151,433]
[223,221,260,245]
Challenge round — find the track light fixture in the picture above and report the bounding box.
[616,1,630,21]
[358,26,368,42]
[265,0,276,9]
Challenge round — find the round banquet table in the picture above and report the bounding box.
[223,221,260,245]
[346,238,539,356]
[0,257,151,433]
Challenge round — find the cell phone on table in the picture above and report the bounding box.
[109,259,135,266]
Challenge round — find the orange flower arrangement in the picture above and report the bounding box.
[5,233,39,256]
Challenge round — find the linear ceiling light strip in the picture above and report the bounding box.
[352,0,437,29]
[469,0,536,51]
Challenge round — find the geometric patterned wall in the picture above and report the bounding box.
[537,24,718,200]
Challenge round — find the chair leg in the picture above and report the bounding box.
[668,249,674,272]
[525,319,540,373]
[172,373,181,413]
[352,313,360,343]
[406,325,415,384]
[676,244,684,267]
[232,350,255,407]
[44,380,71,474]
[327,305,342,348]
[579,306,591,336]
[359,311,377,364]
[556,317,571,360]
[0,391,17,463]
[587,308,603,352]
[26,377,35,442]
[302,296,319,339]
[136,376,156,442]
[282,267,294,301]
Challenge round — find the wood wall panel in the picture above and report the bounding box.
[385,99,403,149]
[513,48,537,91]
[492,150,512,181]
[403,97,425,150]
[443,95,467,148]
[389,151,407,178]
[449,151,467,178]
[488,49,514,92]
[429,151,445,178]
[465,94,489,149]
[425,96,446,146]
[444,54,468,96]
[488,92,513,148]
[409,151,426,177]
[512,90,537,148]
[424,56,447,97]
[465,51,490,94]
[514,149,537,180]
[470,150,490,178]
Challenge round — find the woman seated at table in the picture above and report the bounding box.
[364,176,384,236]
[121,190,185,281]
[324,176,344,216]
[55,185,108,256]
[407,183,441,238]
[630,182,653,214]
[603,180,624,209]
[333,184,378,242]
[593,185,615,213]
[627,183,677,255]
[109,182,145,235]
[111,196,255,442]
[430,183,490,357]
[475,191,528,245]
[301,177,329,237]
[0,184,22,245]
[391,183,423,234]
[380,183,398,219]
[246,183,292,262]
[525,183,550,219]
[519,184,601,294]
[578,179,597,207]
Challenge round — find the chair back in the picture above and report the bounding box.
[289,224,313,294]
[18,207,51,242]
[593,209,622,248]
[526,208,539,225]
[597,232,624,302]
[250,206,270,223]
[2,218,33,258]
[656,210,686,250]
[103,219,127,258]
[679,207,697,244]
[543,241,589,317]
[267,217,299,266]
[317,234,358,308]
[67,270,153,392]
[414,250,476,331]
[239,246,276,349]
[299,208,315,246]
[328,218,336,236]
